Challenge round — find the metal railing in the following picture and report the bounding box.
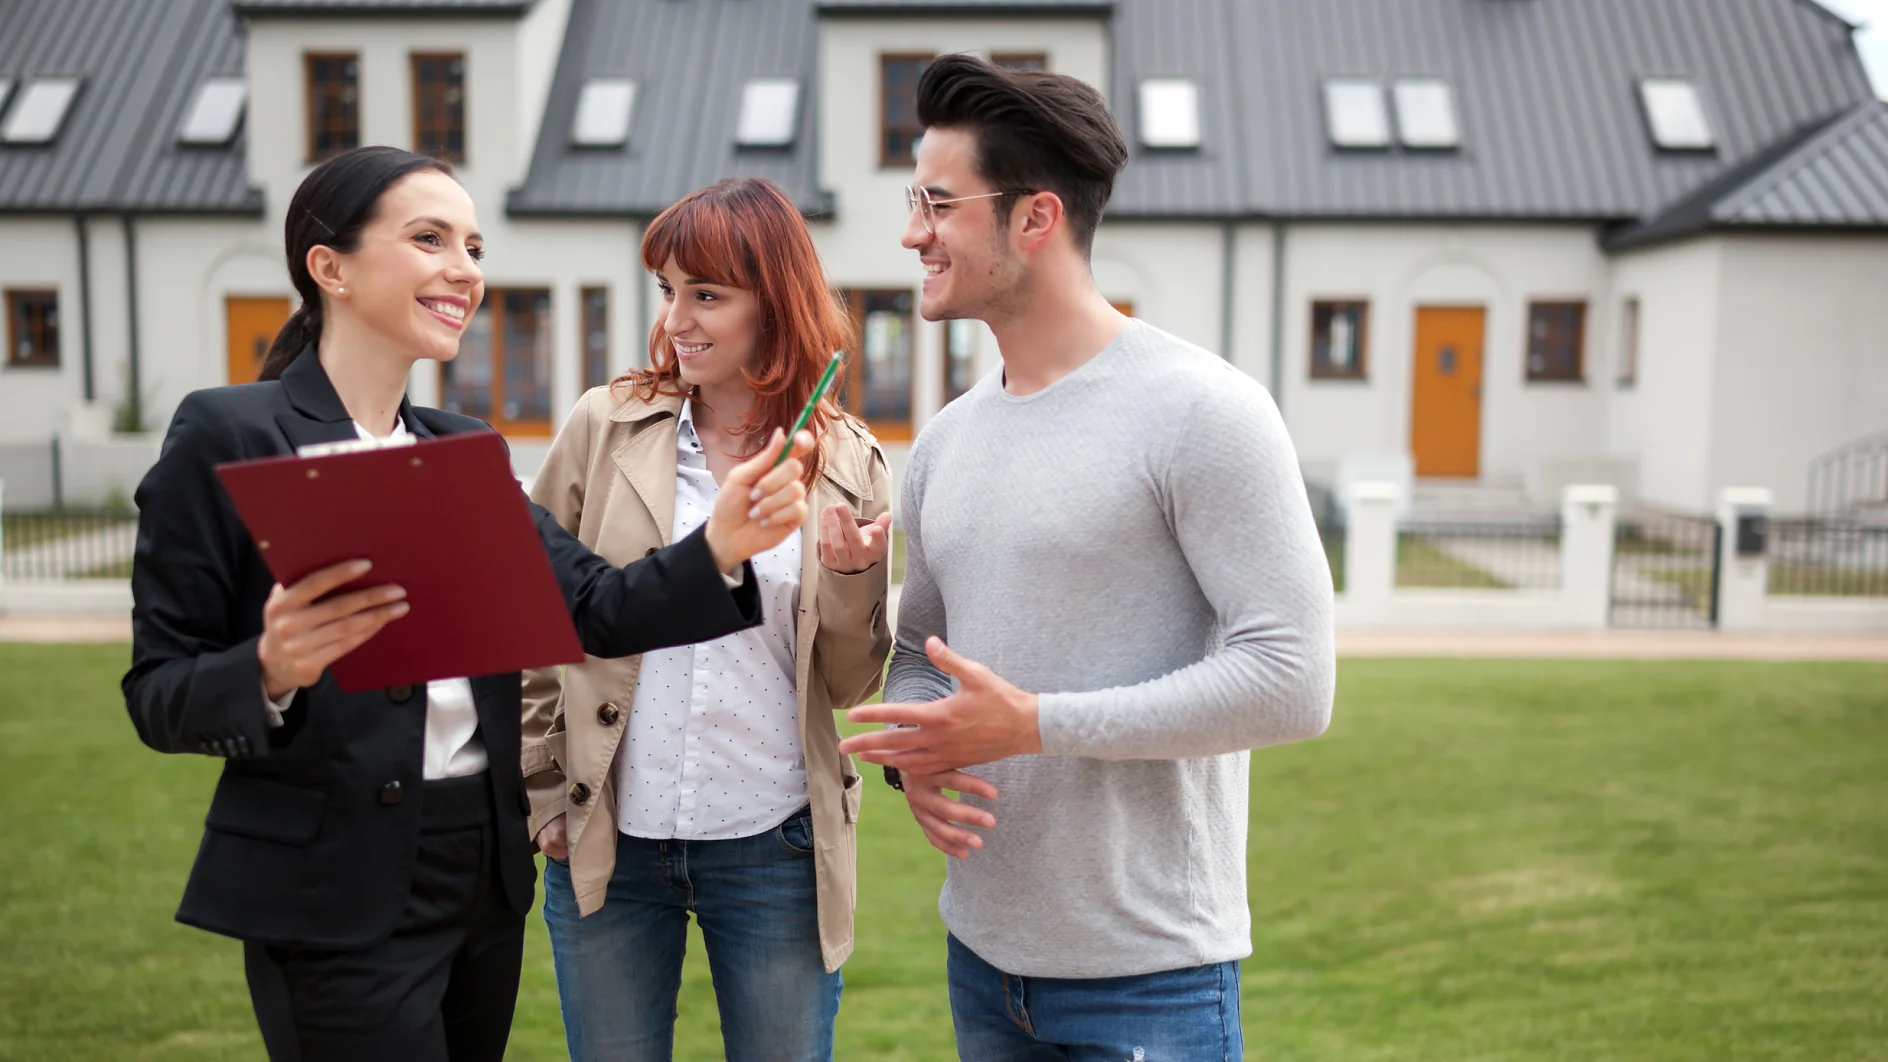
[1808,430,1888,519]
[1,509,139,580]
[1395,516,1562,590]
[1611,512,1720,629]
[1767,516,1888,597]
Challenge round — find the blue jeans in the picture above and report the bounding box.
[946,935,1243,1062]
[541,807,842,1062]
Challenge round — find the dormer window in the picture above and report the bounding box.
[1138,79,1201,149]
[736,78,800,148]
[178,78,247,146]
[1392,79,1459,150]
[1323,78,1389,149]
[2,78,82,145]
[1639,79,1714,151]
[572,78,636,148]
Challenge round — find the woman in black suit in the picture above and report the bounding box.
[121,146,815,1062]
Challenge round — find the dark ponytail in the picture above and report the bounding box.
[259,146,456,381]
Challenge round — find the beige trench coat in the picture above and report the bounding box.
[519,385,891,973]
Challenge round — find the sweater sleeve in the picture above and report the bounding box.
[882,437,956,707]
[1035,375,1336,760]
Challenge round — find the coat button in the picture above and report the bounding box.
[597,702,621,726]
[388,685,415,704]
[568,781,591,806]
[379,781,405,806]
[644,547,658,558]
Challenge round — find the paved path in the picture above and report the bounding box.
[5,605,1883,661]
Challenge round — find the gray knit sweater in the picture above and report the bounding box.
[885,320,1336,979]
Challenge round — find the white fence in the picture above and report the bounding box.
[1335,482,1888,634]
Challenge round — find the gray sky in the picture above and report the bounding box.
[1816,0,1888,97]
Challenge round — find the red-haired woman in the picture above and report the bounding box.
[520,178,893,1061]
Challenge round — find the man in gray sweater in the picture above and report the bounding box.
[839,54,1336,1060]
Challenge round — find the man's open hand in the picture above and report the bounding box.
[839,637,1042,774]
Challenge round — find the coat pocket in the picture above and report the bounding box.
[841,770,863,824]
[204,774,328,846]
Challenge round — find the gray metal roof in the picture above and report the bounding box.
[0,0,260,214]
[510,0,827,217]
[1111,0,1878,220]
[512,0,1880,225]
[1606,98,1888,249]
[817,0,1112,14]
[231,0,532,14]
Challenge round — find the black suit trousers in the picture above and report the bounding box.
[243,773,524,1062]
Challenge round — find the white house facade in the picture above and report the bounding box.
[2,0,1884,516]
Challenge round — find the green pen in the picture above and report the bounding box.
[773,351,844,468]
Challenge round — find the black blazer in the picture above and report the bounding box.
[123,349,762,949]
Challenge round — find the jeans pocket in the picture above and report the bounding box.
[773,809,816,858]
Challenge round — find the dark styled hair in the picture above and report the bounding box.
[258,146,456,381]
[915,53,1129,255]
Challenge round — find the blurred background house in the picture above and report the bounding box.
[1,0,1884,524]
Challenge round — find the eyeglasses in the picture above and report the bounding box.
[904,184,1034,235]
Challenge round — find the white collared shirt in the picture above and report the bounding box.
[262,415,487,781]
[614,400,806,841]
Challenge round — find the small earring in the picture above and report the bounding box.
[337,287,346,294]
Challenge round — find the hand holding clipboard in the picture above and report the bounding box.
[218,426,817,694]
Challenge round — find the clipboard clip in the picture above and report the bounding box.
[296,433,420,459]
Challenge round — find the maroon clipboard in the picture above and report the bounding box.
[215,431,583,693]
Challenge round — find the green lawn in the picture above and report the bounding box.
[2,646,1884,1060]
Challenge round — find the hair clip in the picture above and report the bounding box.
[304,209,337,239]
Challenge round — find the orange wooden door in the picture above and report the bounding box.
[1409,306,1485,478]
[226,297,291,385]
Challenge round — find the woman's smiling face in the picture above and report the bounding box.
[327,169,486,364]
[655,254,764,391]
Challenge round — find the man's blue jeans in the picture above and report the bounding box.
[946,934,1243,1061]
[541,808,842,1062]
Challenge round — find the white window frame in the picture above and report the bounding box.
[1392,78,1460,150]
[178,77,247,146]
[572,78,636,148]
[1138,78,1201,149]
[1323,78,1390,149]
[735,78,801,148]
[2,78,83,145]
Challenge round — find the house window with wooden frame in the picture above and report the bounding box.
[1617,297,1640,389]
[1309,300,1368,379]
[881,54,932,166]
[581,286,610,390]
[1525,300,1586,383]
[943,318,979,405]
[991,52,1047,72]
[305,53,360,163]
[6,290,59,369]
[839,289,915,439]
[440,289,554,434]
[411,53,466,164]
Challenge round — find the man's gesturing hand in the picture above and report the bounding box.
[902,769,999,859]
[839,637,1042,775]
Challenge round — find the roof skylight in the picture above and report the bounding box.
[1324,78,1389,149]
[1138,79,1201,149]
[572,78,636,147]
[2,78,82,145]
[1639,79,1714,150]
[1392,79,1459,149]
[735,78,800,147]
[178,78,247,146]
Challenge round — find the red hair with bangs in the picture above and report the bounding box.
[618,178,853,488]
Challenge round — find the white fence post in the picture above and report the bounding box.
[1716,487,1773,631]
[1560,484,1618,628]
[0,477,7,588]
[1344,482,1398,622]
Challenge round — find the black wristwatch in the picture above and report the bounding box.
[883,766,904,792]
